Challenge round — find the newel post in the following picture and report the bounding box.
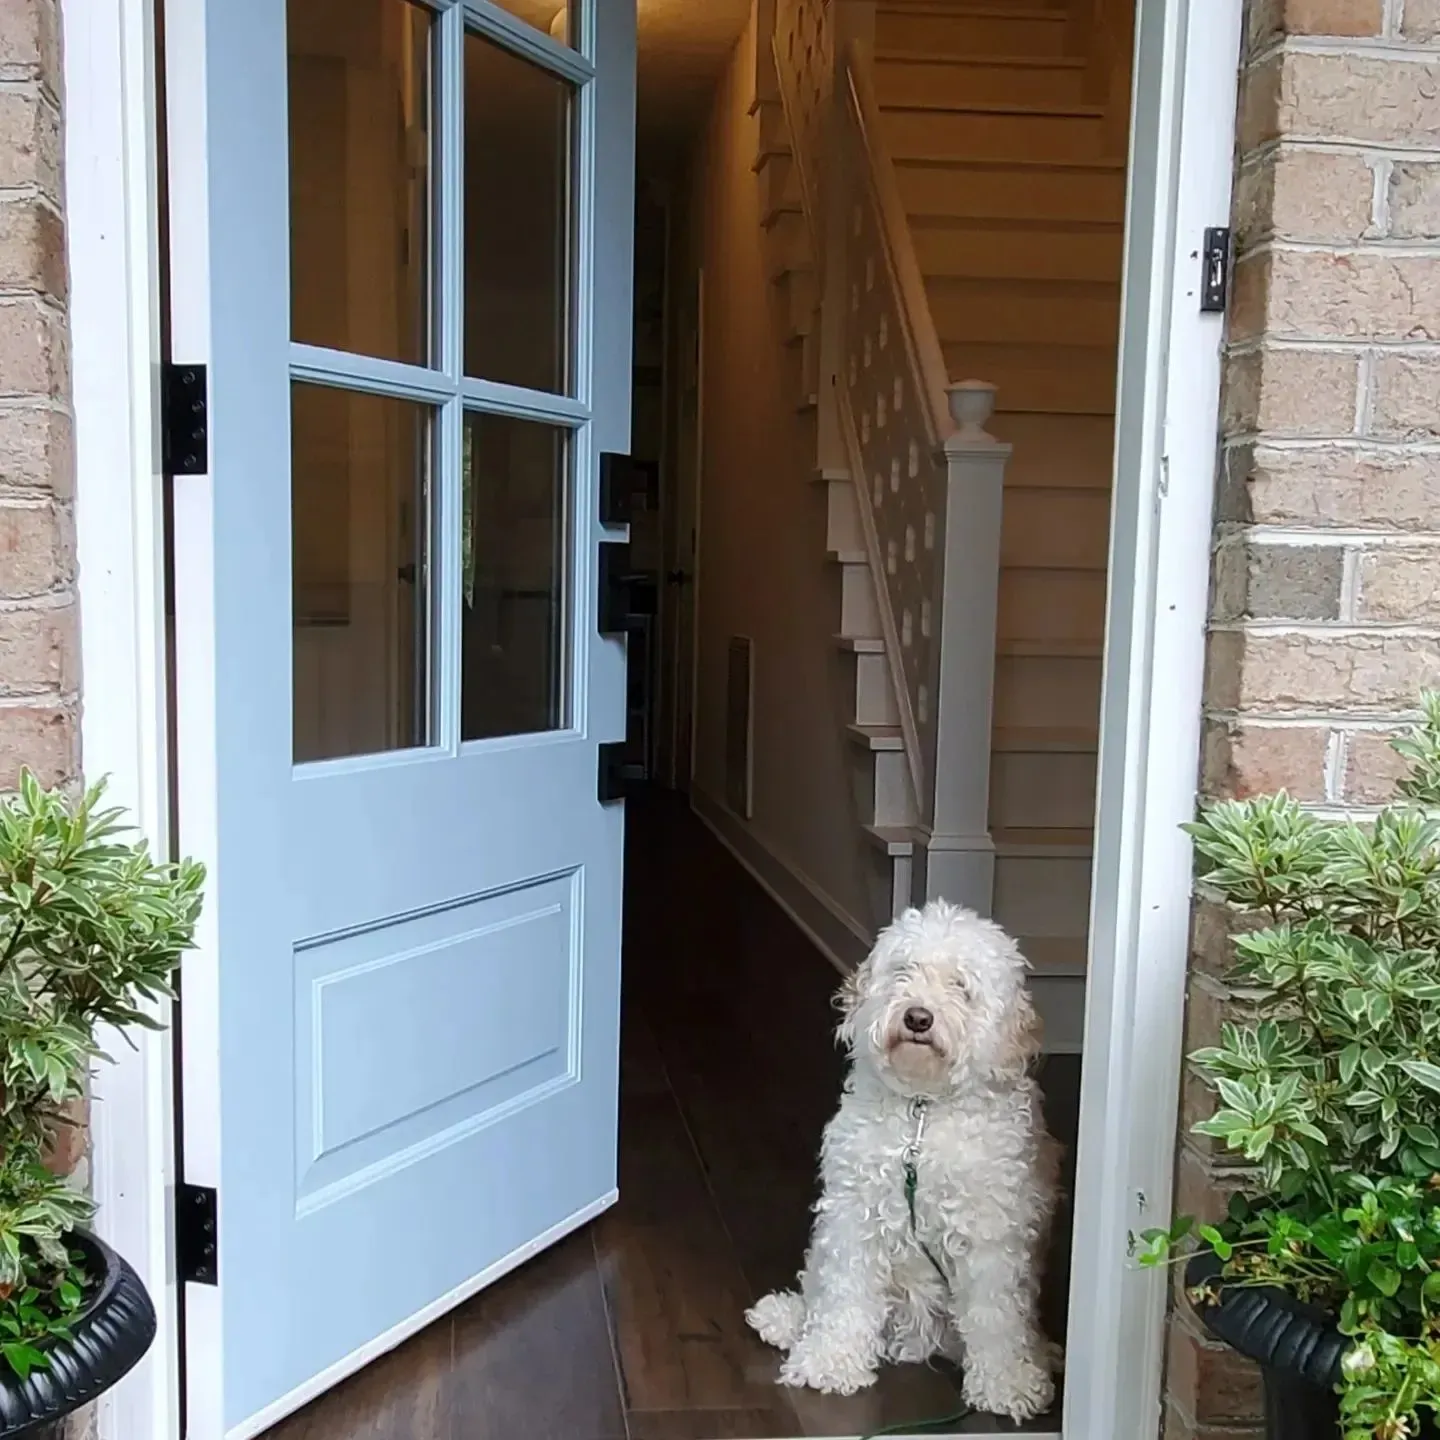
[913,381,1010,914]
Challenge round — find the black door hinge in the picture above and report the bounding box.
[599,452,639,527]
[177,1182,218,1285]
[598,740,646,803]
[1200,227,1232,314]
[162,364,209,476]
[597,542,657,636]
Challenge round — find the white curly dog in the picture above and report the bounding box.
[746,900,1061,1421]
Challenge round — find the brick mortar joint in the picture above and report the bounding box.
[1244,35,1440,65]
[1204,709,1422,728]
[1226,338,1440,357]
[1213,529,1440,547]
[0,493,66,513]
[0,693,79,711]
[0,591,76,614]
[1235,239,1440,261]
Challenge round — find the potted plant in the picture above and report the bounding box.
[1141,693,1440,1440]
[0,772,202,1437]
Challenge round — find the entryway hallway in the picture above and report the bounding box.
[262,791,1077,1440]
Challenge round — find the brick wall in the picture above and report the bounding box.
[0,0,75,797]
[1167,1,1440,1436]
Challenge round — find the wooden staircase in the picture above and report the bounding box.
[753,0,1130,1045]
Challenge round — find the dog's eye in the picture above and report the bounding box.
[950,975,970,995]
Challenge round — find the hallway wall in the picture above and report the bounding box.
[676,4,876,960]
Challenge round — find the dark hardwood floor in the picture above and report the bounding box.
[265,789,1077,1440]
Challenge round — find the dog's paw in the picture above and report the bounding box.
[746,1291,805,1351]
[962,1352,1055,1421]
[778,1341,878,1395]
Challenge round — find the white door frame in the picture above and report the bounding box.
[1062,2,1243,1437]
[62,0,1240,1435]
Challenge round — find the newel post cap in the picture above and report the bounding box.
[944,380,1011,458]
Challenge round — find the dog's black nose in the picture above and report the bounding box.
[903,1006,933,1035]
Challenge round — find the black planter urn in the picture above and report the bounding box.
[1187,1252,1438,1440]
[0,1232,157,1439]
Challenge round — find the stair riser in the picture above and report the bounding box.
[868,847,914,928]
[994,654,1102,731]
[826,477,862,554]
[999,570,1107,646]
[914,226,1123,285]
[994,853,1092,938]
[840,562,881,636]
[929,280,1121,349]
[876,60,1087,110]
[875,12,1071,55]
[991,413,1116,490]
[883,110,1107,163]
[854,652,900,727]
[1002,488,1112,569]
[1031,974,1086,1054]
[990,751,1098,830]
[850,747,915,828]
[756,97,790,159]
[765,209,810,281]
[758,151,802,221]
[778,267,817,340]
[942,347,1118,415]
[896,163,1128,225]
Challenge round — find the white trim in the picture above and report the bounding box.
[223,1189,616,1440]
[1062,4,1243,1440]
[62,0,177,1439]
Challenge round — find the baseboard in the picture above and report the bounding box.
[1031,975,1085,1055]
[690,785,872,976]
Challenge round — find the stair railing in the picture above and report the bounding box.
[769,4,1008,913]
[832,39,1007,912]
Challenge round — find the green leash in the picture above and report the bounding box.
[902,1099,950,1288]
[867,1101,970,1440]
[860,1408,975,1439]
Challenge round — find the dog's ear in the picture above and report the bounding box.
[982,981,1042,1082]
[833,958,871,1048]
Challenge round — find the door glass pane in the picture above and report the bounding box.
[464,31,572,393]
[293,382,433,763]
[461,412,569,740]
[289,0,432,364]
[482,0,577,51]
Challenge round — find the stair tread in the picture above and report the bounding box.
[827,548,868,565]
[993,826,1093,855]
[876,50,1086,68]
[848,723,905,751]
[835,634,886,654]
[998,638,1103,658]
[879,2,1067,16]
[881,98,1106,119]
[993,724,1098,753]
[865,824,916,857]
[896,155,1126,175]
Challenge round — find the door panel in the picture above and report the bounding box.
[166,0,634,1432]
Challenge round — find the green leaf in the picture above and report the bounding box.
[1,1342,47,1381]
[1339,1043,1363,1085]
[1401,1060,1440,1095]
[1368,1260,1402,1297]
